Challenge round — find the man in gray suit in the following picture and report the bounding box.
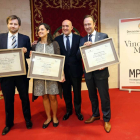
[79,15,111,133]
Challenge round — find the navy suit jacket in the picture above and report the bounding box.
[0,33,31,82]
[79,32,109,80]
[55,33,83,77]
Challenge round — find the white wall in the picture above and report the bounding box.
[0,0,31,37]
[0,0,32,93]
[100,0,140,88]
[0,0,140,93]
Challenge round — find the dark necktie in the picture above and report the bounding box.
[66,36,70,55]
[89,34,92,42]
[11,35,17,48]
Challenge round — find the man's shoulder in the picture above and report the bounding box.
[55,34,63,41]
[72,33,82,40]
[80,35,87,40]
[97,32,108,37]
[0,33,7,37]
[18,33,30,39]
[73,33,81,37]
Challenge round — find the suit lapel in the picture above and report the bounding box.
[60,34,71,55]
[18,33,22,48]
[95,32,100,42]
[3,33,8,49]
[85,35,88,42]
[70,33,75,55]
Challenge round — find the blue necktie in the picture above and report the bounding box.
[89,34,92,42]
[11,35,17,48]
[66,36,70,55]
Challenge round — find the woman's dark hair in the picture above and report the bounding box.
[38,23,53,45]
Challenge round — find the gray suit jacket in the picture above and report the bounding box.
[79,32,109,80]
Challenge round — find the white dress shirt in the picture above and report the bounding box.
[63,33,72,50]
[88,30,96,43]
[7,32,18,49]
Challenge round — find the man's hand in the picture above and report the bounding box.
[32,40,37,45]
[84,41,92,46]
[22,47,27,53]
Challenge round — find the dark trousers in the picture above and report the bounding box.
[85,76,111,122]
[62,70,82,113]
[1,76,31,127]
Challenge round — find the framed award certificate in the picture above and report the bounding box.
[28,51,65,81]
[80,38,120,73]
[0,48,26,77]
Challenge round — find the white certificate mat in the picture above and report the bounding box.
[85,42,115,67]
[0,48,26,77]
[0,52,21,72]
[80,38,119,73]
[28,52,65,81]
[32,56,60,77]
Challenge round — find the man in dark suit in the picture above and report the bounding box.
[55,20,83,121]
[79,15,111,132]
[0,15,32,135]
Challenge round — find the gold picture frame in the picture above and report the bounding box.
[0,48,26,77]
[28,51,65,81]
[80,38,120,73]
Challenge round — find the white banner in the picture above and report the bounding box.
[119,17,140,90]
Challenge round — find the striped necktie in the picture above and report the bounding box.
[11,35,17,48]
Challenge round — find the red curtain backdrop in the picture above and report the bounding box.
[30,0,100,41]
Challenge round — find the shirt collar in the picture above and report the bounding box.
[88,30,96,36]
[64,32,72,38]
[8,32,18,38]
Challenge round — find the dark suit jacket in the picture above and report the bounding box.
[55,33,83,77]
[0,33,31,82]
[79,32,109,80]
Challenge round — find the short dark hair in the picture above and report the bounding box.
[6,15,21,26]
[83,15,95,23]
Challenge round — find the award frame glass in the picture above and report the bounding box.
[80,38,120,73]
[0,48,26,77]
[28,51,65,81]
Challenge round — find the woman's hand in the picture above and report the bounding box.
[99,68,105,70]
[59,75,65,83]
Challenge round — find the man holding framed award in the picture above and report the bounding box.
[0,15,32,135]
[79,15,111,133]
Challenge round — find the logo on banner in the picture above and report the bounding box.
[125,23,140,53]
[129,69,140,78]
[127,24,140,34]
[127,30,140,34]
[129,69,140,84]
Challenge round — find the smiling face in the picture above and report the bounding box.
[7,19,20,34]
[38,25,49,38]
[62,20,73,36]
[84,17,95,34]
